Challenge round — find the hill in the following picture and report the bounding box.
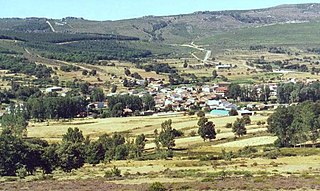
[1,3,320,44]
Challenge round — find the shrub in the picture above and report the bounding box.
[225,123,232,128]
[188,110,195,116]
[189,130,196,137]
[229,109,238,116]
[197,111,205,118]
[242,115,251,124]
[148,182,167,191]
[265,150,279,159]
[104,166,121,178]
[172,129,184,137]
[17,166,27,179]
[238,146,258,156]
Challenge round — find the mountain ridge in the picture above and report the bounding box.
[1,3,320,44]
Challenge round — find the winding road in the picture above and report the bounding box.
[46,20,56,32]
[179,42,212,63]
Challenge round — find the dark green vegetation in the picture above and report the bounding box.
[198,22,320,51]
[197,117,216,141]
[0,54,53,79]
[277,82,320,104]
[0,125,147,175]
[268,101,320,147]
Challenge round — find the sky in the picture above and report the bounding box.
[1,0,320,21]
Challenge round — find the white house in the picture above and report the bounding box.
[46,86,63,93]
[216,64,231,70]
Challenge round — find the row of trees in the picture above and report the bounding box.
[107,94,155,117]
[26,96,88,121]
[0,29,139,43]
[268,101,320,147]
[0,126,146,176]
[197,113,249,142]
[33,39,152,64]
[227,83,271,102]
[228,81,320,104]
[277,82,320,104]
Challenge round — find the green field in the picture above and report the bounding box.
[197,22,320,50]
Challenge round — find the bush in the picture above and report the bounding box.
[238,146,258,157]
[17,166,27,179]
[188,110,195,116]
[264,150,280,159]
[172,129,184,137]
[104,166,121,178]
[148,182,167,191]
[197,111,205,118]
[225,123,232,128]
[242,115,251,124]
[92,113,98,119]
[189,130,196,137]
[229,109,238,116]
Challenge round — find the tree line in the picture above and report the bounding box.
[0,126,146,176]
[107,94,155,117]
[26,96,88,121]
[277,82,320,104]
[227,83,271,102]
[268,101,320,147]
[0,54,53,79]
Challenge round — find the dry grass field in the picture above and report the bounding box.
[19,112,320,191]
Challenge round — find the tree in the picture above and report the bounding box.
[114,144,129,160]
[80,83,90,95]
[135,134,146,157]
[111,85,117,93]
[142,94,155,111]
[90,69,97,76]
[227,84,241,100]
[82,70,88,76]
[57,142,85,172]
[229,108,238,116]
[62,127,85,143]
[85,141,105,164]
[232,118,247,137]
[183,60,188,68]
[260,85,271,102]
[42,144,59,174]
[158,119,175,150]
[0,130,52,176]
[197,117,216,141]
[0,129,26,176]
[242,115,251,125]
[267,106,295,147]
[91,88,105,102]
[124,68,131,76]
[197,111,205,118]
[212,70,218,79]
[1,109,28,137]
[268,102,320,147]
[123,78,129,87]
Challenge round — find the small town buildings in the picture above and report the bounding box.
[216,64,231,70]
[45,86,63,93]
[238,109,255,116]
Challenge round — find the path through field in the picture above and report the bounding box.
[145,127,268,149]
[212,136,277,148]
[46,20,56,32]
